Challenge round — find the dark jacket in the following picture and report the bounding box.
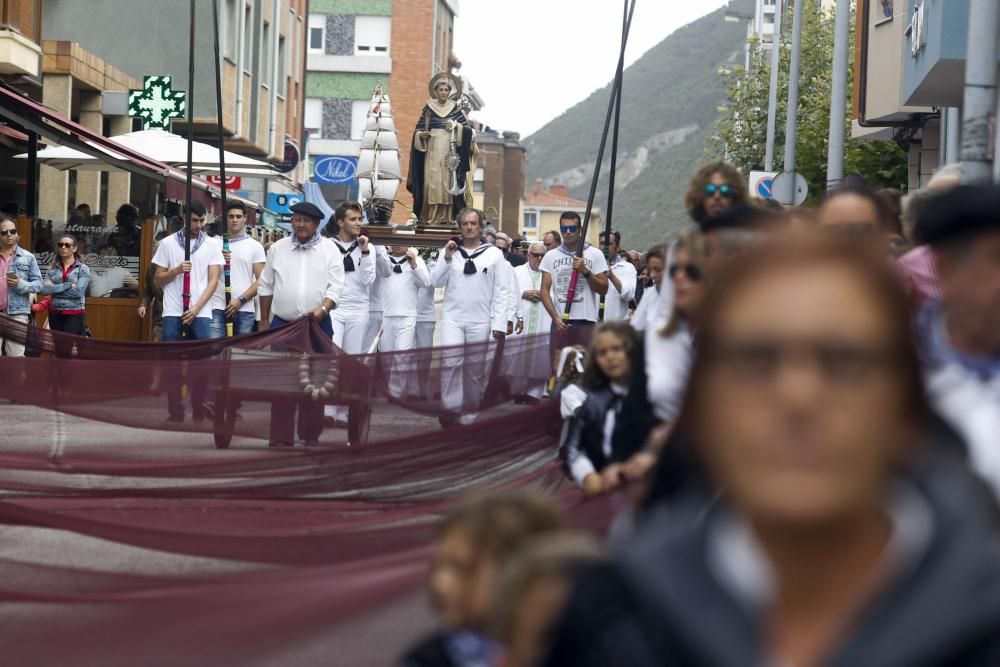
[544,455,1000,667]
[563,384,628,479]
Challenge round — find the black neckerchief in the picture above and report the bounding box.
[335,239,359,272]
[457,244,490,275]
[389,256,408,274]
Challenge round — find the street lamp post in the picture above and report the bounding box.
[764,0,783,173]
[826,0,851,188]
[961,0,1000,184]
[780,0,804,206]
[725,9,756,73]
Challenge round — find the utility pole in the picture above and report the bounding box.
[764,0,783,173]
[779,0,804,205]
[960,0,1000,184]
[826,0,850,188]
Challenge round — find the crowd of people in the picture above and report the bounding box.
[4,155,1000,665]
[396,160,1000,666]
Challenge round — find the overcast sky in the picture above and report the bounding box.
[453,0,729,137]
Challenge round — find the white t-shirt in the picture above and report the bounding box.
[539,244,609,323]
[417,260,437,323]
[152,233,225,319]
[211,236,266,314]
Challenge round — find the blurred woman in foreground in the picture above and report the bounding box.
[545,235,1000,667]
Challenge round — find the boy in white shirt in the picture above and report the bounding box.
[216,200,266,335]
[151,200,224,422]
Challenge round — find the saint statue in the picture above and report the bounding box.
[407,72,478,227]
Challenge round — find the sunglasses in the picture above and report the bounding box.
[703,184,735,199]
[529,252,546,259]
[0,229,17,236]
[669,263,703,281]
[57,242,76,248]
[560,225,578,233]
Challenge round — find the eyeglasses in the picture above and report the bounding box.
[703,184,735,199]
[706,338,899,386]
[529,252,546,259]
[57,242,76,248]
[669,263,703,281]
[560,225,578,233]
[0,229,17,236]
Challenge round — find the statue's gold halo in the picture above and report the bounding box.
[428,72,463,100]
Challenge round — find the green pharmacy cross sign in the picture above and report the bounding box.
[128,76,187,130]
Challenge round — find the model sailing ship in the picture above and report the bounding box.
[357,84,402,226]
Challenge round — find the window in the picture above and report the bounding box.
[522,211,538,231]
[763,13,775,24]
[243,5,253,68]
[763,0,776,5]
[308,15,326,53]
[473,168,485,194]
[224,0,239,59]
[354,16,391,55]
[304,98,323,139]
[350,100,371,140]
[262,21,272,87]
[277,36,286,96]
[876,0,893,24]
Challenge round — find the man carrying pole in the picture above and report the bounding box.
[539,212,608,335]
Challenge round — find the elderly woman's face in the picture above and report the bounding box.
[694,261,910,528]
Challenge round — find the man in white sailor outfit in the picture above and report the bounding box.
[326,201,379,425]
[431,207,512,427]
[381,244,431,398]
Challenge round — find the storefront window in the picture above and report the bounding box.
[33,215,141,298]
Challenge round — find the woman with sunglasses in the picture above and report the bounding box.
[684,161,749,224]
[39,234,91,338]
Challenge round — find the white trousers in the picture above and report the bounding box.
[327,310,369,421]
[382,315,416,398]
[363,311,383,353]
[440,319,493,423]
[415,321,436,398]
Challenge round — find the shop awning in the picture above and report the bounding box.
[0,82,260,219]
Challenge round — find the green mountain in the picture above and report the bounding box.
[523,1,753,251]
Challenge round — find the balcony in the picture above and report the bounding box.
[307,53,392,75]
[0,28,40,75]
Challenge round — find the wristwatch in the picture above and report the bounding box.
[238,295,248,306]
[321,303,332,313]
[361,249,371,256]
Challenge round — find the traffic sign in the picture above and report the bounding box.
[266,192,304,215]
[749,171,778,199]
[772,171,809,207]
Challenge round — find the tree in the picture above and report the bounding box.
[707,1,908,200]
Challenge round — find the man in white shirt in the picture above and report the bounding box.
[539,211,609,331]
[258,201,345,447]
[599,230,637,322]
[431,207,512,427]
[217,200,266,336]
[152,200,224,422]
[325,201,381,425]
[363,245,389,353]
[381,244,431,398]
[506,242,553,403]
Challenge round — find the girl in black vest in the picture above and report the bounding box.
[562,321,639,497]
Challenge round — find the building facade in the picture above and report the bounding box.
[43,0,308,207]
[852,0,995,188]
[305,0,525,228]
[522,181,601,247]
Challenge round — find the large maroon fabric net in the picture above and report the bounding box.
[0,314,610,664]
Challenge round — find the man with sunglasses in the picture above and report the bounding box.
[599,230,636,322]
[539,212,609,331]
[0,214,42,357]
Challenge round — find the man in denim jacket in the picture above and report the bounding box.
[0,214,42,357]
